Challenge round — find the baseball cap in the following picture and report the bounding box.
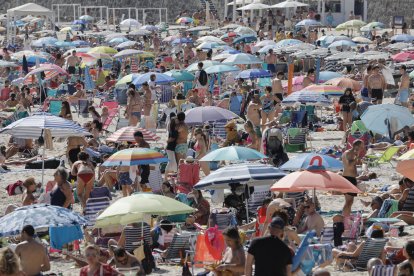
[270,216,285,229]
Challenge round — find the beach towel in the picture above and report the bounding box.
[5,181,23,196]
[49,225,83,250]
[378,199,399,218]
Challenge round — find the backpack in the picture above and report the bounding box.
[141,242,156,274]
[198,70,208,86]
[5,181,23,196]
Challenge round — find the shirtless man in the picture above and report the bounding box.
[342,139,364,217]
[367,65,386,105]
[361,65,372,102]
[134,131,150,191]
[15,225,50,276]
[65,50,80,75]
[398,65,410,107]
[247,94,262,135]
[302,69,315,88]
[265,49,277,75]
[175,112,189,161]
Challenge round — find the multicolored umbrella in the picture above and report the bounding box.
[102,148,168,167]
[164,70,195,82]
[233,35,257,44]
[184,106,239,125]
[302,84,344,97]
[200,146,267,162]
[176,17,193,24]
[89,46,118,54]
[95,193,194,227]
[282,91,331,106]
[236,69,272,79]
[0,204,87,237]
[106,127,160,142]
[24,64,68,80]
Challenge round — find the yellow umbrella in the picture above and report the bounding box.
[88,46,118,54]
[397,149,414,161]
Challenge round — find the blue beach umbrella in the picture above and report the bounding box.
[54,41,75,48]
[200,146,266,162]
[204,64,240,74]
[164,70,195,82]
[237,69,272,79]
[391,34,414,42]
[233,35,257,44]
[132,72,175,86]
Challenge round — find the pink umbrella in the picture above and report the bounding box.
[271,156,361,194]
[392,52,414,62]
[324,77,361,92]
[25,64,68,79]
[106,127,160,142]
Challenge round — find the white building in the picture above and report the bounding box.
[310,0,368,25]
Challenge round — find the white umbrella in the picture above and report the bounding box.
[129,30,151,36]
[197,36,224,44]
[120,19,141,28]
[222,53,263,65]
[220,24,242,30]
[188,26,211,32]
[272,0,309,8]
[227,0,254,5]
[116,41,138,49]
[352,36,372,44]
[234,26,256,36]
[114,49,144,58]
[237,2,271,10]
[255,39,277,48]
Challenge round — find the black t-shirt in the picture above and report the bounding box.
[248,236,293,276]
[339,94,356,112]
[166,130,178,151]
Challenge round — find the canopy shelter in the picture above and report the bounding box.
[7,3,55,44]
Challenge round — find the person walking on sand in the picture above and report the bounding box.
[175,112,189,162]
[367,65,386,104]
[397,65,410,107]
[342,140,364,217]
[15,225,50,276]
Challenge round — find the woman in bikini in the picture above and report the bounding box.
[71,152,95,208]
[244,120,260,151]
[194,128,210,176]
[125,88,142,127]
[117,166,133,197]
[260,86,278,131]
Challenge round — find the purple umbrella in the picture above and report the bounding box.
[184,106,240,125]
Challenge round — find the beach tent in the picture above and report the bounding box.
[6,3,54,44]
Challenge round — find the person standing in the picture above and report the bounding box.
[265,49,277,75]
[165,115,178,180]
[134,131,150,191]
[51,167,73,209]
[361,65,372,102]
[397,65,410,107]
[194,62,208,100]
[65,50,80,75]
[175,112,189,161]
[15,225,50,276]
[367,65,386,104]
[339,88,356,131]
[125,88,142,127]
[342,140,364,217]
[245,217,293,276]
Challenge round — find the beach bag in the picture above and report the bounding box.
[198,70,208,86]
[5,181,23,196]
[204,226,225,261]
[25,158,60,170]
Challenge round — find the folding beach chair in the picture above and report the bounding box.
[209,209,237,231]
[78,99,90,117]
[211,120,227,141]
[84,197,110,227]
[300,105,316,123]
[123,223,152,253]
[248,185,271,212]
[154,232,192,263]
[47,89,58,98]
[49,100,62,116]
[320,227,334,244]
[285,128,307,152]
[371,265,397,276]
[290,110,308,128]
[229,95,243,116]
[279,110,292,124]
[338,238,387,271]
[364,146,404,168]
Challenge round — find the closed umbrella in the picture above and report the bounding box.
[222,53,262,65]
[282,91,331,106]
[22,55,28,74]
[95,193,194,227]
[0,204,87,237]
[204,64,240,74]
[280,154,343,171]
[200,146,266,162]
[106,127,160,142]
[184,106,239,125]
[361,104,414,137]
[164,70,195,82]
[102,148,168,167]
[194,163,286,189]
[132,72,175,86]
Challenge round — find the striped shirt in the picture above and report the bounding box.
[402,188,414,212]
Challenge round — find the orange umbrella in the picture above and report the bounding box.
[324,77,362,92]
[397,160,414,181]
[271,156,361,194]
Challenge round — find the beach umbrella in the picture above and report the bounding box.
[222,53,262,65]
[280,154,343,171]
[397,160,414,181]
[392,52,414,62]
[164,70,195,82]
[342,19,366,28]
[194,163,286,189]
[397,149,414,161]
[255,39,277,48]
[132,72,175,86]
[196,41,226,50]
[328,40,357,48]
[237,2,271,10]
[352,36,372,44]
[296,19,322,27]
[197,36,224,44]
[391,34,414,43]
[184,106,239,125]
[120,19,141,28]
[361,104,414,137]
[24,64,68,81]
[302,84,344,97]
[95,193,194,227]
[360,21,385,31]
[156,22,168,32]
[236,69,272,79]
[106,127,160,142]
[200,146,266,162]
[324,77,361,91]
[220,24,242,30]
[275,39,303,48]
[54,41,75,48]
[271,162,361,194]
[129,29,151,36]
[0,60,18,68]
[185,60,220,72]
[109,37,130,45]
[64,48,91,55]
[21,15,36,22]
[319,71,343,82]
[140,25,158,31]
[31,37,58,47]
[271,0,308,8]
[282,91,331,106]
[176,17,193,24]
[72,20,86,25]
[0,204,87,237]
[188,26,212,32]
[104,33,126,42]
[89,46,118,54]
[59,27,72,33]
[212,52,238,61]
[172,37,193,45]
[116,74,140,87]
[102,148,168,167]
[234,26,256,36]
[204,64,240,74]
[258,45,278,54]
[233,35,257,44]
[72,40,89,47]
[114,49,144,58]
[79,15,93,21]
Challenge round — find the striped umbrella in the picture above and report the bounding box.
[25,64,67,79]
[102,148,168,166]
[106,127,160,142]
[282,91,331,106]
[302,85,344,97]
[194,163,286,189]
[0,112,90,138]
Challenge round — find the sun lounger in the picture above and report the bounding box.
[154,232,192,263]
[364,146,404,168]
[371,265,396,276]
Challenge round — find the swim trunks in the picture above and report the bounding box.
[119,172,133,185]
[68,66,76,75]
[344,176,357,197]
[371,89,383,101]
[267,64,276,73]
[397,89,410,103]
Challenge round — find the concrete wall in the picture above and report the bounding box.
[367,0,414,26]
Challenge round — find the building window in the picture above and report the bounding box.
[325,1,341,13]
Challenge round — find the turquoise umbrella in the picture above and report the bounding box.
[164,70,195,82]
[200,146,267,162]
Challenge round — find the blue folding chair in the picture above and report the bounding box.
[49,100,62,116]
[229,95,242,115]
[47,89,58,98]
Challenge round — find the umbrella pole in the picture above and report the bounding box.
[245,184,250,223]
[41,145,45,185]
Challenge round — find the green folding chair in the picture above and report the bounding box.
[351,120,368,135]
[300,105,316,123]
[364,146,404,167]
[285,128,307,152]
